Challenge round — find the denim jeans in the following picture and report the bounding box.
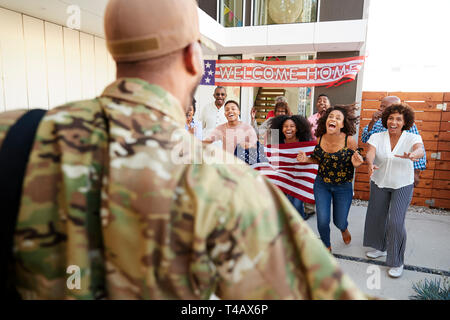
[285,193,307,220]
[314,176,353,248]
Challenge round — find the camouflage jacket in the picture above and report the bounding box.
[0,78,368,300]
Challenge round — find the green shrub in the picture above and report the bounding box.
[410,275,450,300]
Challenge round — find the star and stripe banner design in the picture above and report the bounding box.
[200,60,216,85]
[200,56,365,88]
[235,141,318,204]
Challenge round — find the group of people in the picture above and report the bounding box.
[1,0,425,300]
[3,0,372,300]
[191,87,426,279]
[295,95,424,278]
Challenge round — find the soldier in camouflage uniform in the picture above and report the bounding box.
[0,0,370,299]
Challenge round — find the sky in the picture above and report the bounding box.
[362,0,450,92]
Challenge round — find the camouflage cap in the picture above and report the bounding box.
[105,0,214,62]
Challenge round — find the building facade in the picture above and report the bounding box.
[0,0,369,123]
[195,0,370,125]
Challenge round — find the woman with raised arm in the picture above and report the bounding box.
[363,103,424,278]
[296,106,364,252]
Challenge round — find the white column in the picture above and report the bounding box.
[240,54,255,124]
[354,0,371,136]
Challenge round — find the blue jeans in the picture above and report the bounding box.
[314,176,353,248]
[285,193,307,220]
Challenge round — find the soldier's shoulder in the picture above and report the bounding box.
[0,109,28,127]
[44,98,104,121]
[34,99,110,141]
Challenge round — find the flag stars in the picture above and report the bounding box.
[205,78,211,83]
[208,70,213,76]
[205,62,211,69]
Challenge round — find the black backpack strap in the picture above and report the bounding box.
[0,109,47,299]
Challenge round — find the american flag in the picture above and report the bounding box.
[200,60,216,86]
[235,141,318,204]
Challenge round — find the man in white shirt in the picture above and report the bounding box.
[199,86,228,137]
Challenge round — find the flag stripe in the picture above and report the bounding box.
[254,165,316,186]
[256,168,315,192]
[250,141,318,204]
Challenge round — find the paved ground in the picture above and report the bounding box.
[305,205,450,300]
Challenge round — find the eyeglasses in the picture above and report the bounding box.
[215,93,226,96]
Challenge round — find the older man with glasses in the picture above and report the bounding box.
[199,86,228,137]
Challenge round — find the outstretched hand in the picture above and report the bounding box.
[351,152,364,168]
[395,152,419,161]
[368,164,379,178]
[296,151,307,163]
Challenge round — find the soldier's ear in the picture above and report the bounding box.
[184,42,203,77]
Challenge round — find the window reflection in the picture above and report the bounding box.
[253,0,318,26]
[220,0,244,28]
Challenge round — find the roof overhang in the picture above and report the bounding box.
[199,9,368,56]
[0,0,367,56]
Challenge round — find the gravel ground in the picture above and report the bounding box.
[352,199,450,216]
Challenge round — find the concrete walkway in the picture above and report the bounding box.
[305,205,450,300]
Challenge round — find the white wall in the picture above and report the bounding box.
[363,0,450,92]
[0,7,115,112]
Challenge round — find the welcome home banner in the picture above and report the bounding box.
[200,56,365,88]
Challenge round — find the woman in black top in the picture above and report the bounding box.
[297,106,364,252]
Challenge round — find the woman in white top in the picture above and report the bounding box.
[363,103,424,278]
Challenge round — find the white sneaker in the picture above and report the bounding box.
[366,250,387,259]
[388,265,404,278]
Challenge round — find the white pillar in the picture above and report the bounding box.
[240,54,255,124]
